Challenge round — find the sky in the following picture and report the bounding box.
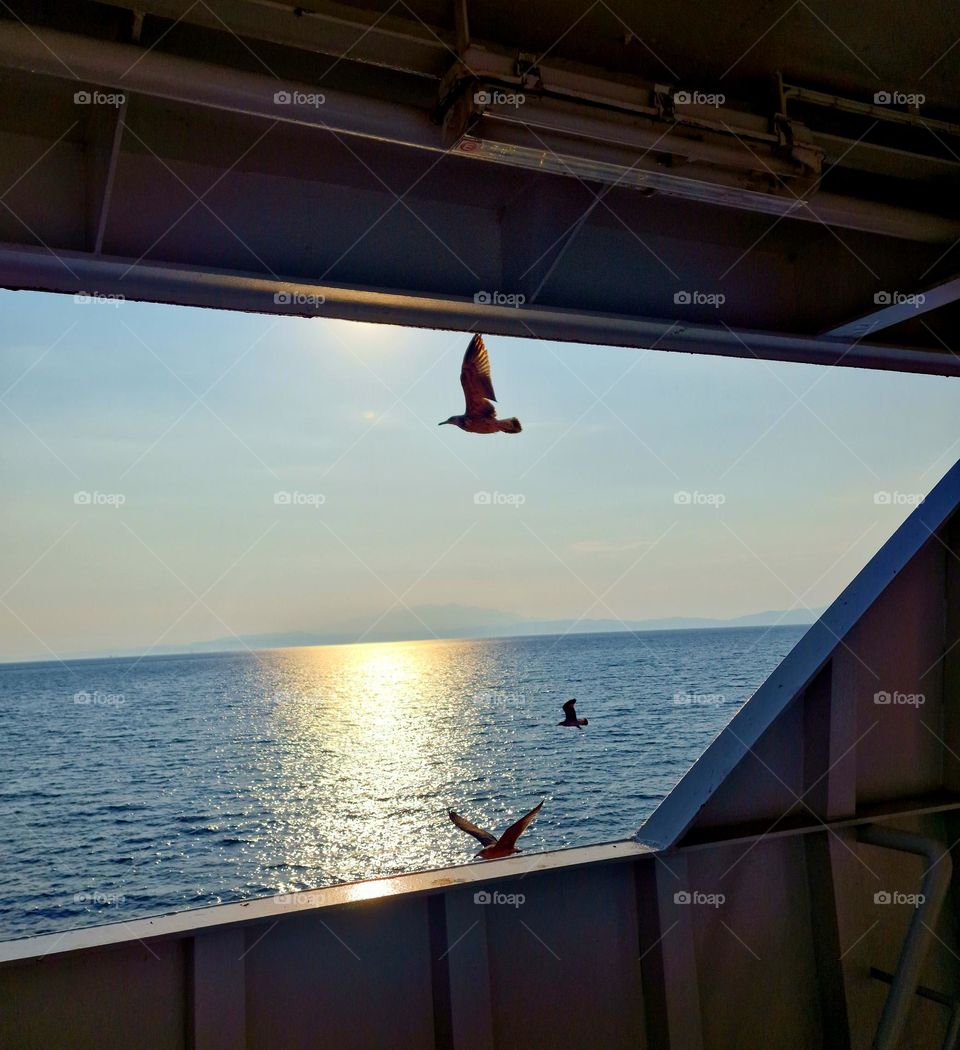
[2,287,960,663]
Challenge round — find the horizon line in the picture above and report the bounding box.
[0,619,815,670]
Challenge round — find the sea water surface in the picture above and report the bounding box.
[0,625,806,940]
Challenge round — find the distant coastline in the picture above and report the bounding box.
[0,606,820,667]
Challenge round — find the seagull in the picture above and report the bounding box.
[439,334,522,434]
[448,800,543,859]
[558,698,588,728]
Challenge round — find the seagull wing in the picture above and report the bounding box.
[449,810,498,847]
[495,800,544,853]
[460,334,498,417]
[561,698,578,718]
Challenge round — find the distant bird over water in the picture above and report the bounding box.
[558,698,588,728]
[439,334,522,434]
[449,800,543,859]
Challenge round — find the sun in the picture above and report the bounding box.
[325,318,402,351]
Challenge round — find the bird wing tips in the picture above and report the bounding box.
[464,333,488,367]
[460,334,497,409]
[449,809,498,846]
[497,799,545,849]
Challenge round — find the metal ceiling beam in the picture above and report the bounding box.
[0,22,442,151]
[823,274,960,338]
[2,243,957,376]
[105,0,453,78]
[2,21,958,246]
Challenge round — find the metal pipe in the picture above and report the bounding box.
[3,243,960,377]
[5,241,957,377]
[475,117,960,243]
[784,84,960,138]
[483,102,812,179]
[0,22,442,151]
[870,970,960,1050]
[857,825,953,1050]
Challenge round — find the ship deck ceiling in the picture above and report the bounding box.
[0,1,958,372]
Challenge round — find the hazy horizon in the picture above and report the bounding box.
[0,602,821,667]
[3,288,960,664]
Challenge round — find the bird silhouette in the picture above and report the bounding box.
[448,800,543,859]
[439,334,522,434]
[558,698,588,728]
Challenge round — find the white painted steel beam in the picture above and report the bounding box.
[2,244,959,376]
[823,275,960,338]
[638,455,960,850]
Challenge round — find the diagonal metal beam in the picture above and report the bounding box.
[499,177,600,304]
[823,274,960,338]
[83,95,128,254]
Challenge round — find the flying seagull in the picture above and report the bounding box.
[558,698,588,728]
[439,334,522,434]
[448,800,543,859]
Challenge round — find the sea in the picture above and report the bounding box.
[0,625,807,941]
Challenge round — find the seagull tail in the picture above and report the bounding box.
[498,417,522,434]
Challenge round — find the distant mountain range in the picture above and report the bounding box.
[171,603,823,656]
[2,603,825,665]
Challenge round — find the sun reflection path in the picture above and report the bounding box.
[215,629,760,903]
[259,640,484,888]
